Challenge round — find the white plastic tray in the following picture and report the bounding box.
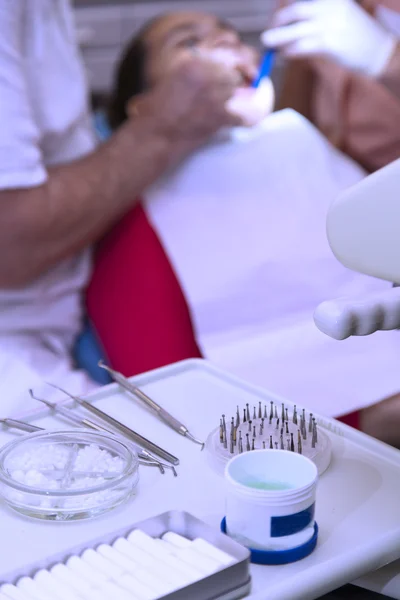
[1,358,400,600]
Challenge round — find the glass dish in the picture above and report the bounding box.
[0,430,139,521]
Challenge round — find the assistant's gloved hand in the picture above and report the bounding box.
[262,0,397,77]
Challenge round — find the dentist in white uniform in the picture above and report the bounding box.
[0,0,242,414]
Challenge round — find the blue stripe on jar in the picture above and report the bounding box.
[271,503,315,538]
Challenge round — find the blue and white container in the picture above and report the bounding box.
[223,450,318,564]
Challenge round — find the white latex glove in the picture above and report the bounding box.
[226,78,275,127]
[262,0,397,77]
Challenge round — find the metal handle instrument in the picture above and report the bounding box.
[28,391,176,476]
[0,418,43,434]
[46,383,179,466]
[98,362,204,448]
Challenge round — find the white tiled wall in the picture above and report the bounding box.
[74,1,281,93]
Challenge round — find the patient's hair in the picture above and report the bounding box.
[108,18,161,130]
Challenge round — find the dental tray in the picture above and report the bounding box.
[2,359,400,600]
[0,510,251,600]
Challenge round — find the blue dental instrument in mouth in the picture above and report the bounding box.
[252,50,276,88]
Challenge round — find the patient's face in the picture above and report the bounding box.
[144,12,260,87]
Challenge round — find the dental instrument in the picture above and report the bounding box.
[28,391,174,475]
[204,401,332,475]
[98,362,204,448]
[0,418,43,434]
[252,50,276,88]
[45,383,179,466]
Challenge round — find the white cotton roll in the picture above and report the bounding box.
[117,574,157,600]
[1,584,34,600]
[161,532,192,549]
[0,593,21,600]
[97,544,172,596]
[50,564,95,599]
[113,538,184,588]
[101,582,136,600]
[81,549,124,580]
[153,539,175,552]
[16,578,53,600]
[192,539,235,567]
[127,532,201,582]
[66,556,109,586]
[34,570,81,600]
[172,547,220,575]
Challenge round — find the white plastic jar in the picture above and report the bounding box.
[224,450,318,552]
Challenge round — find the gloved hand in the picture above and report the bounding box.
[262,0,397,77]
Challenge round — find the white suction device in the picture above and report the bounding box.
[314,159,400,340]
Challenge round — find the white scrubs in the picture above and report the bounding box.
[0,1,98,416]
[145,110,400,417]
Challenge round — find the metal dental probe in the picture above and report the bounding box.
[236,406,240,427]
[293,405,298,425]
[46,383,180,466]
[29,391,173,475]
[98,362,204,449]
[0,418,43,433]
[309,413,314,433]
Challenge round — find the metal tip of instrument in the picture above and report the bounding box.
[263,441,266,449]
[269,401,273,419]
[312,418,318,443]
[264,404,267,419]
[281,403,285,423]
[290,433,294,452]
[252,437,255,451]
[252,425,256,438]
[219,419,224,443]
[230,437,235,454]
[185,430,205,450]
[248,420,252,433]
[293,405,298,425]
[287,438,290,451]
[236,406,240,427]
[274,406,278,419]
[253,406,256,420]
[309,413,313,433]
[298,430,302,455]
[270,435,273,449]
[243,408,247,423]
[246,404,250,422]
[275,418,280,430]
[285,408,289,423]
[260,418,264,435]
[258,402,262,419]
[280,434,284,450]
[29,389,55,408]
[246,433,250,452]
[285,422,289,435]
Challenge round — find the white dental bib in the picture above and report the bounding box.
[144,110,400,416]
